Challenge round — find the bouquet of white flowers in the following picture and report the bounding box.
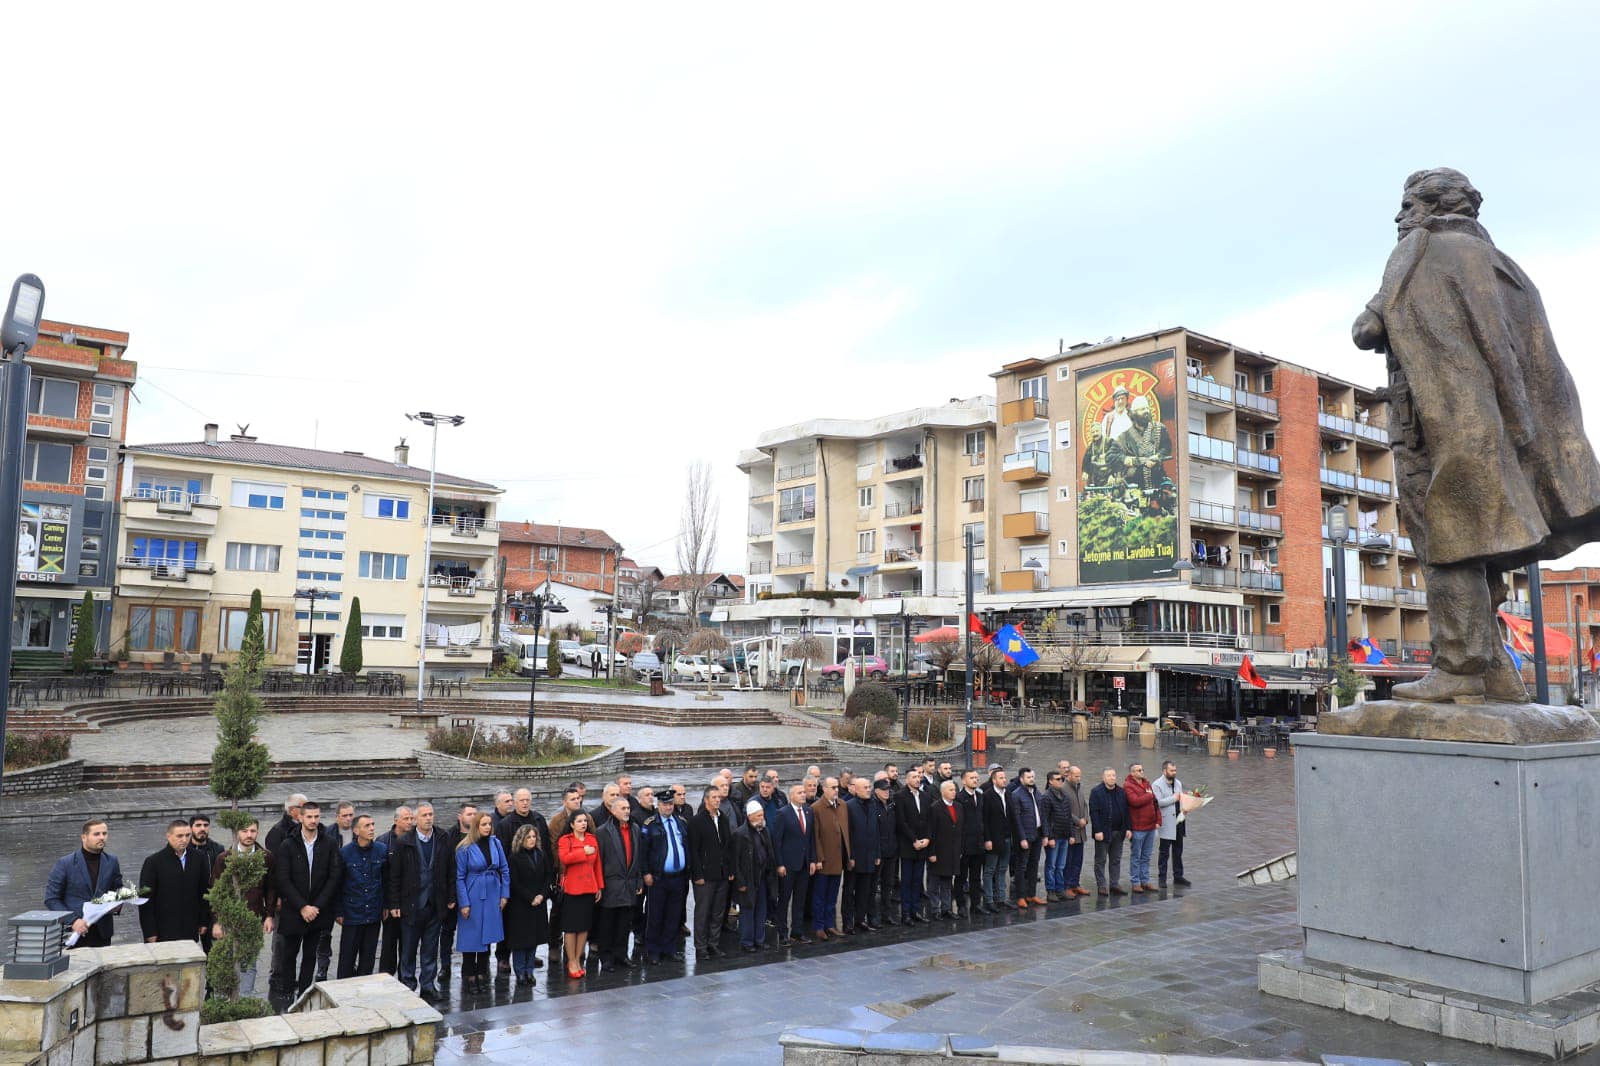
[68,887,150,946]
[90,886,145,905]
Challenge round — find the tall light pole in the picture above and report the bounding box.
[294,586,330,673]
[963,528,975,768]
[525,562,567,738]
[407,411,464,711]
[0,275,45,798]
[1328,505,1350,658]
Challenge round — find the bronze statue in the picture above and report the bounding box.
[1352,168,1600,705]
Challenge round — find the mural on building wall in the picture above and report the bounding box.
[1076,348,1179,583]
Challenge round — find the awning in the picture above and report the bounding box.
[846,565,879,578]
[1159,663,1321,692]
[1498,610,1574,658]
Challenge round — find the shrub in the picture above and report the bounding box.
[201,997,274,1024]
[426,724,581,765]
[831,715,890,745]
[844,681,899,720]
[3,732,71,769]
[71,593,96,674]
[907,711,956,746]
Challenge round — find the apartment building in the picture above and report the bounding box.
[110,425,502,680]
[656,572,743,625]
[10,319,136,660]
[614,557,664,625]
[499,521,623,636]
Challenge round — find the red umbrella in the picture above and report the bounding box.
[914,625,961,644]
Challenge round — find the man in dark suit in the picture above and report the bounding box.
[980,768,1014,910]
[928,779,965,919]
[595,796,645,968]
[274,801,344,998]
[870,776,899,925]
[139,819,209,944]
[640,790,691,964]
[729,801,778,951]
[388,803,450,999]
[843,777,881,933]
[955,770,988,914]
[376,805,415,977]
[494,789,549,974]
[688,785,735,958]
[46,817,123,948]
[1010,768,1047,908]
[769,784,818,947]
[895,768,932,923]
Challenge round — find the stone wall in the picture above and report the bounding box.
[0,759,83,795]
[203,974,440,1065]
[827,730,966,764]
[414,744,624,782]
[779,1027,1316,1064]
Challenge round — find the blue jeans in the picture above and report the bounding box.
[1130,829,1156,885]
[399,912,441,992]
[811,873,841,932]
[738,877,769,947]
[511,948,539,976]
[1044,840,1070,892]
[1065,840,1085,889]
[982,841,1011,905]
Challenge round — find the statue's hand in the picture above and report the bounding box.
[1352,309,1387,352]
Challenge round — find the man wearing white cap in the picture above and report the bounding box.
[729,799,777,952]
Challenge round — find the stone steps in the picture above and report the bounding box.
[624,745,831,772]
[78,756,422,789]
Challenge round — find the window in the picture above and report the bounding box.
[364,494,411,520]
[298,548,344,561]
[1234,372,1249,391]
[1263,431,1276,451]
[225,543,281,572]
[358,551,409,581]
[778,485,815,522]
[1057,486,1071,501]
[131,538,201,567]
[857,531,875,553]
[231,479,285,509]
[296,570,343,583]
[300,529,346,541]
[1056,365,1071,382]
[83,510,104,531]
[1058,539,1070,555]
[128,605,201,652]
[78,561,98,577]
[1017,428,1048,453]
[84,486,105,500]
[1264,488,1278,509]
[220,608,279,652]
[22,441,72,483]
[1267,604,1282,625]
[294,611,340,622]
[300,507,346,521]
[80,535,101,555]
[963,476,984,502]
[360,613,406,640]
[962,430,985,456]
[87,446,110,463]
[964,521,985,546]
[89,421,112,437]
[1054,420,1072,450]
[1261,372,1274,392]
[85,466,107,482]
[537,545,558,562]
[27,377,79,418]
[92,383,115,418]
[301,488,348,501]
[858,486,874,508]
[1019,375,1046,400]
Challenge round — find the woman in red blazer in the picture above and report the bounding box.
[557,812,604,978]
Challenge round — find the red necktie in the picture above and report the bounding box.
[948,804,957,823]
[798,809,806,835]
[621,824,632,865]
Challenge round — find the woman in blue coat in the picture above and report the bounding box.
[454,811,510,993]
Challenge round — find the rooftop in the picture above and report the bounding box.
[128,438,499,492]
[499,521,622,552]
[744,395,995,463]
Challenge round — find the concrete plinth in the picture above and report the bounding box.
[1293,731,1600,1005]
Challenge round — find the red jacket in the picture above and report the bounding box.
[1123,775,1161,832]
[558,833,605,896]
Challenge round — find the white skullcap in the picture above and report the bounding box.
[746,800,763,815]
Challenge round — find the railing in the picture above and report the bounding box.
[1402,642,1431,663]
[749,523,773,537]
[1320,467,1357,490]
[778,505,816,523]
[883,453,925,475]
[1239,570,1284,592]
[426,574,494,595]
[1002,450,1051,476]
[968,452,986,467]
[883,547,922,564]
[1500,600,1532,617]
[1378,638,1399,656]
[1360,584,1396,604]
[125,487,221,510]
[430,514,496,535]
[1029,629,1282,651]
[1396,535,1415,553]
[1396,588,1428,607]
[1236,389,1278,416]
[748,560,772,575]
[119,556,215,578]
[776,461,817,481]
[1237,509,1282,533]
[1189,500,1235,525]
[1186,376,1233,404]
[1001,396,1048,424]
[1357,476,1392,496]
[884,500,924,518]
[1000,568,1049,591]
[775,551,814,567]
[1237,448,1281,475]
[1240,633,1287,653]
[1187,433,1235,463]
[1321,524,1357,542]
[1353,421,1390,445]
[1192,568,1283,592]
[1318,411,1355,435]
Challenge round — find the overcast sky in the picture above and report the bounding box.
[10,4,1600,570]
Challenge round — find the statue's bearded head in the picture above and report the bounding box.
[1396,168,1482,238]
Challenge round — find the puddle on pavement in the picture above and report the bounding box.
[864,990,955,1020]
[900,953,1024,979]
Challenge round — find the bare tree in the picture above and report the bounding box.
[676,462,720,623]
[686,628,730,697]
[624,571,661,629]
[786,635,830,693]
[923,638,961,694]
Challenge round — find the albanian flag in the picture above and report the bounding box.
[1238,656,1268,690]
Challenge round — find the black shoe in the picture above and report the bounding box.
[882,915,900,926]
[531,957,544,969]
[1174,877,1192,886]
[613,955,636,969]
[796,935,813,944]
[418,986,440,1001]
[706,945,722,957]
[777,937,794,948]
[314,970,329,983]
[741,945,757,953]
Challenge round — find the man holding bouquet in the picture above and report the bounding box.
[1151,761,1192,887]
[46,818,124,948]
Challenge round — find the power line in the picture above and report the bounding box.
[139,364,365,385]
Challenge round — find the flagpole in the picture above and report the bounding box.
[963,529,974,769]
[1528,565,1550,704]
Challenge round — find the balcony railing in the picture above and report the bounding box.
[1402,641,1431,663]
[1189,500,1235,525]
[1239,570,1284,592]
[1236,389,1278,417]
[884,500,924,519]
[1354,421,1391,445]
[1029,629,1285,652]
[1237,448,1281,475]
[1360,584,1397,604]
[118,556,215,579]
[883,547,922,564]
[884,454,926,475]
[1002,511,1048,538]
[749,523,773,537]
[1500,600,1532,617]
[776,461,817,481]
[1001,450,1051,480]
[1396,535,1415,553]
[1192,567,1283,592]
[1359,530,1393,551]
[1186,376,1233,404]
[778,505,816,524]
[1318,411,1355,435]
[1357,476,1392,497]
[430,514,496,535]
[1000,395,1048,426]
[748,560,772,575]
[1396,588,1429,607]
[1237,509,1282,533]
[999,568,1049,592]
[1320,467,1357,490]
[425,574,495,596]
[125,487,221,510]
[1187,433,1235,463]
[775,551,814,568]
[968,451,986,467]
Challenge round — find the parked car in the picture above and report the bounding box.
[558,640,583,663]
[578,643,628,669]
[499,632,550,677]
[630,652,663,678]
[672,655,726,681]
[820,655,890,680]
[716,649,749,672]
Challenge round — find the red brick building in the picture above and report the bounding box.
[1506,566,1600,702]
[499,521,624,596]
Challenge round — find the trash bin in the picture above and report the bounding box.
[1138,720,1157,749]
[790,688,807,708]
[1072,716,1089,742]
[649,676,666,697]
[972,721,988,754]
[1111,715,1130,741]
[1207,726,1226,757]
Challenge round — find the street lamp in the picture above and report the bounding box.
[525,565,568,739]
[406,412,465,713]
[1328,505,1350,657]
[294,587,330,673]
[0,275,45,799]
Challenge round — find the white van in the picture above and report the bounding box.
[499,631,549,677]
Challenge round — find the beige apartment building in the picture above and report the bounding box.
[110,424,502,681]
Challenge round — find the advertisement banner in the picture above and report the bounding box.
[1076,348,1179,583]
[19,501,71,578]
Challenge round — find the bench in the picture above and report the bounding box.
[392,711,442,730]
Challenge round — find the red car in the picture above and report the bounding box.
[820,655,889,680]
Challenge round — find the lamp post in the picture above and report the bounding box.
[899,597,910,740]
[525,566,568,740]
[294,587,330,673]
[406,412,464,713]
[963,528,975,768]
[1328,505,1350,657]
[0,275,45,799]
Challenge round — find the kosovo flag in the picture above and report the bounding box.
[1347,639,1368,664]
[990,624,1040,668]
[1358,637,1387,665]
[1505,642,1524,671]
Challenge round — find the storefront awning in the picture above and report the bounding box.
[1159,663,1321,692]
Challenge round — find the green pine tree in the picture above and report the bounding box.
[206,589,272,1008]
[70,592,96,674]
[546,632,563,678]
[340,597,364,676]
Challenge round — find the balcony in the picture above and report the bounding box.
[424,574,496,606]
[1002,511,1048,538]
[1402,641,1432,664]
[1186,376,1233,405]
[1360,584,1397,604]
[1187,433,1235,463]
[883,500,924,520]
[1001,450,1050,482]
[1235,389,1278,417]
[26,413,92,441]
[1318,411,1356,436]
[1359,530,1393,551]
[1354,421,1391,446]
[882,547,922,567]
[999,568,1049,593]
[749,490,775,504]
[748,560,773,575]
[1240,633,1288,653]
[121,488,222,531]
[1357,475,1393,497]
[1189,500,1235,526]
[1239,570,1284,592]
[776,461,816,482]
[429,514,498,552]
[883,454,925,477]
[1396,535,1415,554]
[777,505,816,524]
[1191,567,1237,588]
[1237,448,1281,475]
[1320,467,1357,491]
[1396,588,1429,608]
[775,551,814,569]
[1237,509,1282,533]
[748,522,773,538]
[1000,395,1048,426]
[117,557,216,592]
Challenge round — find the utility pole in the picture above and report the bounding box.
[0,275,45,799]
[1529,565,1550,704]
[963,529,975,768]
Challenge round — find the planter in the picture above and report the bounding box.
[1111,716,1130,741]
[1263,747,1278,758]
[1138,721,1157,749]
[1227,749,1240,760]
[1206,727,1226,757]
[1071,717,1088,742]
[414,744,624,782]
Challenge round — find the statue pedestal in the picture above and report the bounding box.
[1291,730,1600,1004]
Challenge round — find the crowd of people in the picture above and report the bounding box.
[43,758,1193,1001]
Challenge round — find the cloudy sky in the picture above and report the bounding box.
[10,3,1600,570]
